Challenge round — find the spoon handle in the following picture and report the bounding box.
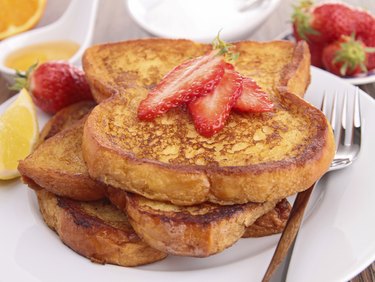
[262,183,315,282]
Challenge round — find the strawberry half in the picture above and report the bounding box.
[188,65,243,138]
[138,51,225,120]
[233,77,273,112]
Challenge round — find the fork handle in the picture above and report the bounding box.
[262,183,315,282]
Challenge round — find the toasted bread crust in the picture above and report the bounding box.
[83,39,211,103]
[81,39,334,205]
[38,101,96,145]
[36,189,167,266]
[242,198,291,238]
[107,187,291,239]
[278,41,311,98]
[122,192,277,257]
[83,39,310,103]
[82,91,335,205]
[19,120,106,201]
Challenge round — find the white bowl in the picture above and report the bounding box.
[0,0,99,84]
[126,0,282,43]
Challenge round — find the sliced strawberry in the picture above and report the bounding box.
[233,77,273,112]
[138,51,225,120]
[188,67,243,138]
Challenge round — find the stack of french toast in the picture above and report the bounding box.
[18,38,335,266]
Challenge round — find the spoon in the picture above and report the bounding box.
[0,0,99,84]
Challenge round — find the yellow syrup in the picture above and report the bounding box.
[5,40,80,71]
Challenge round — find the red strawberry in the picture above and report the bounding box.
[188,66,243,138]
[233,77,273,112]
[308,41,325,68]
[11,61,93,114]
[291,1,329,68]
[322,35,375,77]
[360,25,375,70]
[292,1,375,70]
[292,1,371,43]
[292,0,327,43]
[138,51,225,121]
[355,10,375,39]
[312,3,358,43]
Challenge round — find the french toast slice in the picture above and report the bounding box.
[83,39,310,103]
[38,101,96,144]
[19,118,106,201]
[24,102,288,262]
[242,198,291,238]
[125,194,276,257]
[82,39,333,206]
[106,186,289,257]
[36,189,167,266]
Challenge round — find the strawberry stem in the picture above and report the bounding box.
[333,34,373,76]
[212,31,239,62]
[8,62,37,91]
[292,0,319,41]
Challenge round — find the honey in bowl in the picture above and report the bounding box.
[5,40,80,71]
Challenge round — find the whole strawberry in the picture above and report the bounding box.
[360,25,375,70]
[312,3,358,43]
[291,0,329,67]
[292,0,326,43]
[292,1,368,43]
[355,10,375,40]
[322,35,375,77]
[11,61,93,114]
[292,0,375,73]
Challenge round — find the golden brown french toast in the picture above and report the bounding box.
[82,88,335,205]
[83,39,310,103]
[36,189,167,266]
[242,198,291,238]
[107,186,291,240]
[22,101,291,260]
[38,101,96,144]
[82,39,334,206]
[125,194,276,257]
[106,186,288,257]
[19,119,106,201]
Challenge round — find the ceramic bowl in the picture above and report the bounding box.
[126,0,282,43]
[0,0,99,84]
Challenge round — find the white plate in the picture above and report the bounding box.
[0,67,375,282]
[276,30,375,85]
[126,0,282,42]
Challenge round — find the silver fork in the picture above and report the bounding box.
[262,87,362,282]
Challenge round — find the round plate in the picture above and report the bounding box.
[0,67,375,281]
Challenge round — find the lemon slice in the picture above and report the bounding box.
[0,89,39,180]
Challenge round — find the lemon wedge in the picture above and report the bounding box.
[0,89,39,180]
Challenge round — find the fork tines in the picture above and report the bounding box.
[321,87,362,170]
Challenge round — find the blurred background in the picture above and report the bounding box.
[1,0,375,101]
[38,0,375,43]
